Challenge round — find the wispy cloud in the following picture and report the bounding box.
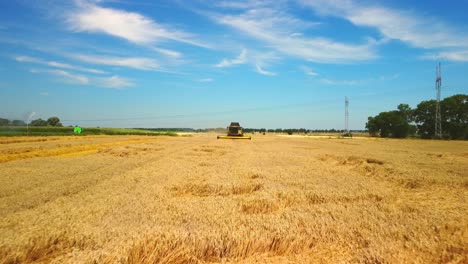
[15,55,106,74]
[68,1,207,48]
[255,64,275,76]
[423,51,468,62]
[31,68,89,84]
[31,68,133,89]
[320,73,399,86]
[213,8,376,63]
[40,92,49,96]
[216,0,270,9]
[50,69,89,84]
[98,75,134,89]
[299,66,318,76]
[73,54,159,70]
[320,78,360,86]
[152,47,182,58]
[378,73,400,81]
[215,49,247,67]
[299,0,468,50]
[198,78,214,82]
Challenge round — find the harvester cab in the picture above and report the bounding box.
[217,122,252,140]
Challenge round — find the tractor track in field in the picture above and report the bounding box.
[0,137,195,217]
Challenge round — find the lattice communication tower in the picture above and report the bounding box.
[435,63,442,138]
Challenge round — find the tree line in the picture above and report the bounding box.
[0,116,63,127]
[242,128,365,134]
[366,94,467,139]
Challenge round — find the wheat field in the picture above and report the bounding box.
[0,134,466,263]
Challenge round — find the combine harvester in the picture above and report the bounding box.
[217,122,251,140]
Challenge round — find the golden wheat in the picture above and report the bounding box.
[0,134,466,263]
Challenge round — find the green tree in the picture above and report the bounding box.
[47,116,62,127]
[441,94,468,139]
[0,118,9,126]
[366,116,379,136]
[413,100,436,139]
[397,103,414,123]
[366,110,409,138]
[30,118,48,126]
[368,94,467,139]
[11,120,26,126]
[408,124,417,136]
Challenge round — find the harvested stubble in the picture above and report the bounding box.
[0,134,467,263]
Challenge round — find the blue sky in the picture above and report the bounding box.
[1,0,467,129]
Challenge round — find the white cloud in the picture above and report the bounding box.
[68,1,207,48]
[378,73,400,81]
[15,56,40,63]
[73,54,159,70]
[51,70,89,84]
[320,78,359,86]
[98,75,134,89]
[216,0,270,9]
[153,47,182,58]
[15,55,106,74]
[255,64,275,76]
[40,92,49,96]
[198,78,214,82]
[423,51,468,62]
[300,66,318,76]
[31,68,89,84]
[290,32,304,38]
[213,8,376,63]
[320,74,398,85]
[215,49,247,67]
[30,68,134,88]
[300,0,468,50]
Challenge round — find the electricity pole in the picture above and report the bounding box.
[345,96,349,134]
[435,63,442,138]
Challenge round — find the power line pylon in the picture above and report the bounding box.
[345,96,349,133]
[435,63,442,138]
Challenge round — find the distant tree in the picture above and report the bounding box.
[0,118,9,126]
[397,103,414,123]
[30,118,48,126]
[366,110,409,138]
[368,94,466,139]
[441,94,468,139]
[366,116,379,136]
[47,116,62,127]
[398,103,417,136]
[408,124,417,136]
[387,111,410,138]
[11,120,26,126]
[413,100,437,138]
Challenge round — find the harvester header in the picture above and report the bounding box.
[217,122,252,140]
